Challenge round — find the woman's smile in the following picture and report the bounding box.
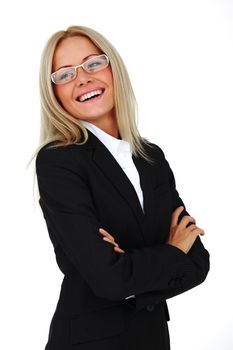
[75,87,105,103]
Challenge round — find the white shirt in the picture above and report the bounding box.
[80,120,144,301]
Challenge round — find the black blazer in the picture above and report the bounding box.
[36,130,209,348]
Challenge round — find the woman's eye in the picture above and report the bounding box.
[59,70,74,81]
[87,61,101,70]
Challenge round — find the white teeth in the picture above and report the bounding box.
[78,89,103,102]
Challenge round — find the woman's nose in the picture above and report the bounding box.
[75,67,93,85]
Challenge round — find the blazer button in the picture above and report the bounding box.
[146,304,155,312]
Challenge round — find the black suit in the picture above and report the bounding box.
[36,130,209,350]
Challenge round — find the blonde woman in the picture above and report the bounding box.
[35,26,209,350]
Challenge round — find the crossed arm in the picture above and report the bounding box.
[99,206,205,255]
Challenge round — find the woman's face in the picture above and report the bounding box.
[52,36,115,125]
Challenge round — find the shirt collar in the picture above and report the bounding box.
[79,120,131,155]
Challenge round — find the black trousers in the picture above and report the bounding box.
[70,303,170,350]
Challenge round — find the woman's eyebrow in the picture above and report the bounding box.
[56,53,99,70]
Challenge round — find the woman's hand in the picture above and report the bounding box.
[166,206,205,254]
[99,228,125,254]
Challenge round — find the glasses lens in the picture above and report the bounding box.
[52,67,76,84]
[84,55,109,73]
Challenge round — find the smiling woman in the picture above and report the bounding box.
[34,25,209,350]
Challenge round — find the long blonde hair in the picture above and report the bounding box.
[31,25,154,163]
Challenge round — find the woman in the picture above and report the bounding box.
[35,25,210,350]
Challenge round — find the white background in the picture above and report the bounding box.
[0,0,232,349]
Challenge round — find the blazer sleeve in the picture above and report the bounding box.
[36,145,210,312]
[135,151,210,311]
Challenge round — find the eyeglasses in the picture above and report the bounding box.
[51,54,110,85]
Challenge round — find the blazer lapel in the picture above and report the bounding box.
[84,131,147,231]
[132,154,159,243]
[132,154,156,219]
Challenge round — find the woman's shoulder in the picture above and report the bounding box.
[141,138,167,160]
[35,141,87,171]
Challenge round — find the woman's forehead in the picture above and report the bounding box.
[53,36,101,67]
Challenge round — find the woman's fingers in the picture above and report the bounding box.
[192,227,205,236]
[168,208,205,253]
[99,228,125,253]
[187,224,205,235]
[114,246,125,254]
[170,206,184,228]
[99,228,115,241]
[187,224,197,232]
[102,236,125,253]
[170,207,196,230]
[179,215,196,229]
[102,237,118,247]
